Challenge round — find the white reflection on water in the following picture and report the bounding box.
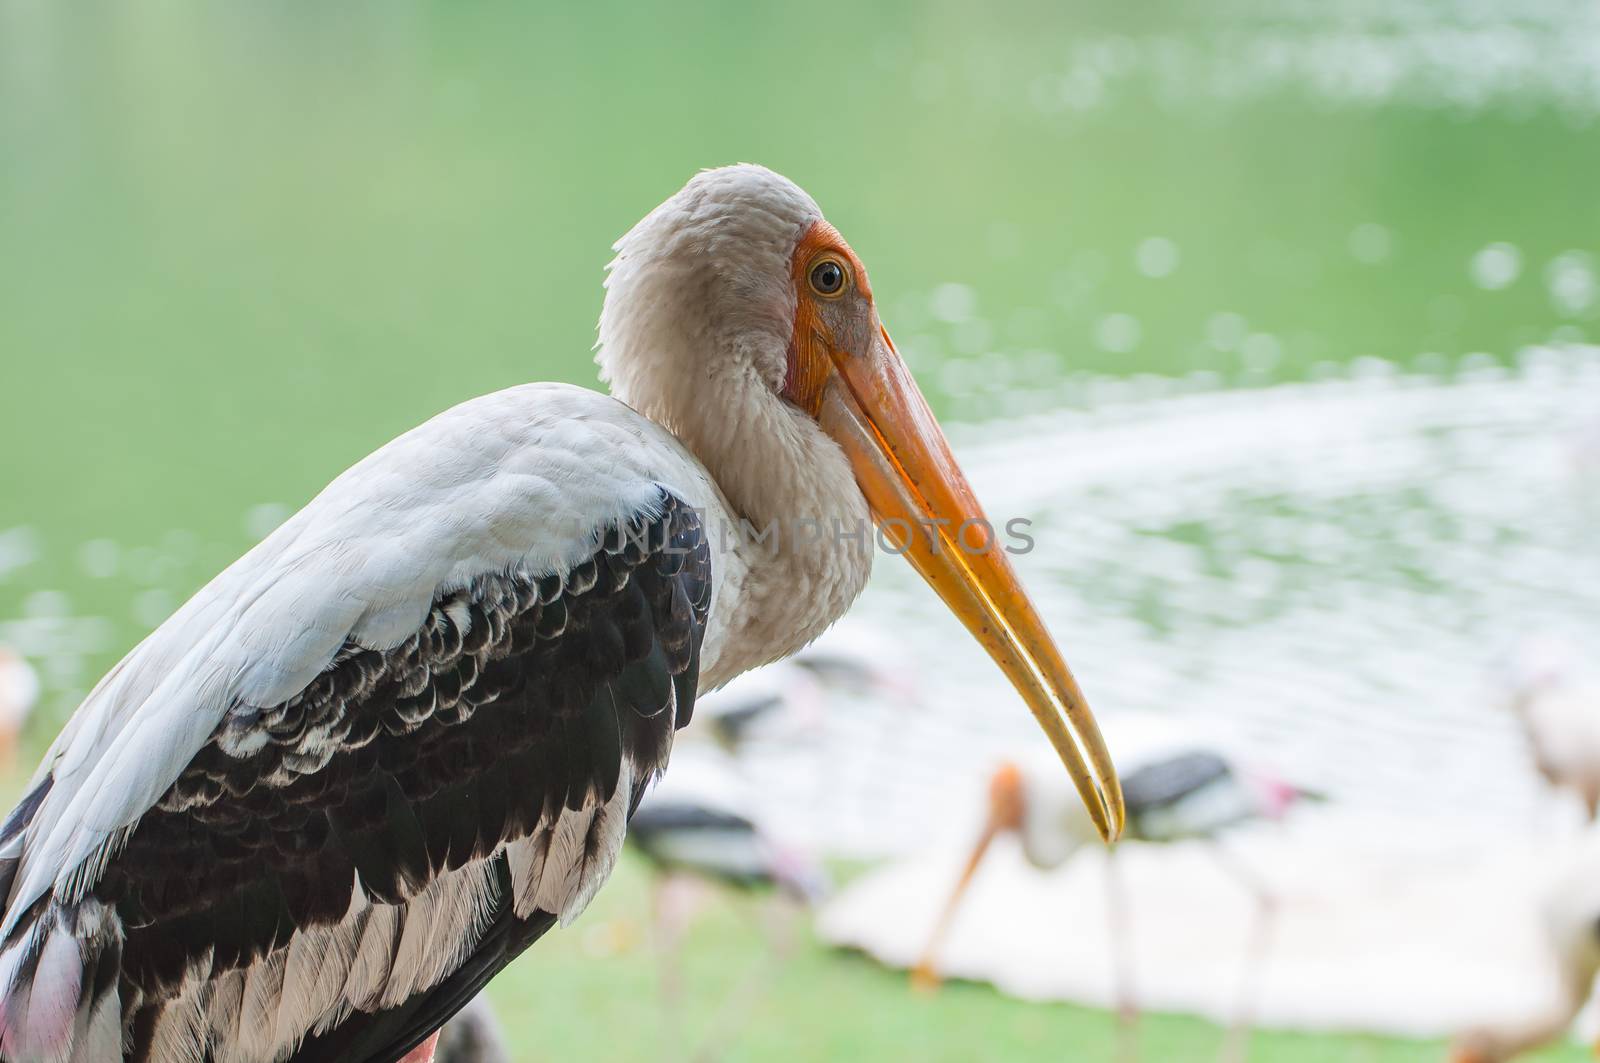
[737,346,1600,858]
[1028,0,1600,116]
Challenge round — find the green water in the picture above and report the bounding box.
[5,0,1598,714]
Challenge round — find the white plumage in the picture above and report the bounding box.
[7,389,692,917]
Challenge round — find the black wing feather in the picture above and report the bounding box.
[1121,750,1233,816]
[64,488,714,1061]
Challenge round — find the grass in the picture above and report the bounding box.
[477,856,1588,1063]
[0,754,1585,1062]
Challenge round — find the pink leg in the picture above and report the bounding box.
[398,1031,441,1063]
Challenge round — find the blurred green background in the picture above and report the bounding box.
[1,1,1596,1059]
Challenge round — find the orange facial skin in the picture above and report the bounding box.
[783,219,871,417]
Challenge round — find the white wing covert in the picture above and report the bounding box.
[0,384,717,1063]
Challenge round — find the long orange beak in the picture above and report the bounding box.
[817,324,1125,843]
[911,763,1028,991]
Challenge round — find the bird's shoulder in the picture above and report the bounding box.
[1,382,714,930]
[0,479,716,1063]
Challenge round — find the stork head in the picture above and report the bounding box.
[600,165,1122,843]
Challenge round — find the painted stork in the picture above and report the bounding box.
[692,620,910,754]
[911,747,1305,1060]
[0,165,1122,1063]
[0,648,40,776]
[627,748,825,904]
[625,747,826,1057]
[770,617,910,697]
[432,997,507,1063]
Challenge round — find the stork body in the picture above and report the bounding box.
[692,621,909,754]
[628,749,824,901]
[0,395,751,1063]
[625,746,825,1053]
[929,748,1297,886]
[693,662,828,756]
[0,166,1121,1063]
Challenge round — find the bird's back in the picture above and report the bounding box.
[0,383,723,1063]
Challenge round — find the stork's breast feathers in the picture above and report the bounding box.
[0,480,713,1063]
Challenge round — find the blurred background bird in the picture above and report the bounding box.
[689,620,912,755]
[621,745,828,1059]
[0,646,39,776]
[1447,832,1600,1063]
[436,998,511,1063]
[628,747,829,924]
[911,733,1312,1060]
[1499,637,1600,821]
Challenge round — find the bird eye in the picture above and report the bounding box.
[809,257,847,297]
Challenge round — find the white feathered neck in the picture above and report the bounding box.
[596,165,873,681]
